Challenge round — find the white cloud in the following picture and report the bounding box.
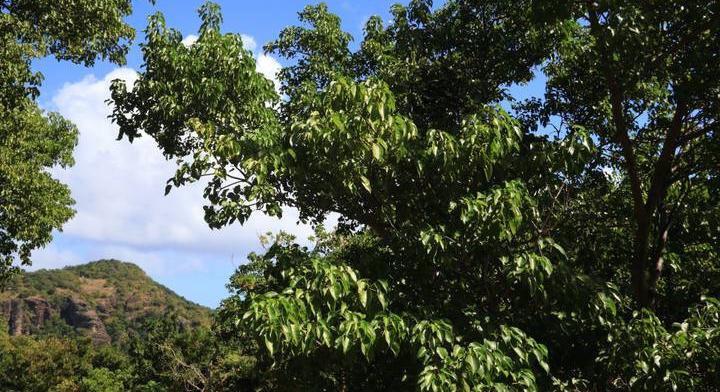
[256,53,282,91]
[44,66,324,276]
[240,34,257,52]
[181,34,198,47]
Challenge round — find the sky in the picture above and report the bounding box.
[30,0,546,308]
[29,1,403,309]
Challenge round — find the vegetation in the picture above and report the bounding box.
[110,0,720,390]
[0,314,255,391]
[0,0,717,391]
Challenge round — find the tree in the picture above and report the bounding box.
[111,1,720,390]
[80,368,126,392]
[0,334,92,391]
[0,0,135,285]
[525,0,720,310]
[127,316,258,391]
[0,331,142,391]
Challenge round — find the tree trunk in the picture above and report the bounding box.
[586,0,687,310]
[631,210,652,308]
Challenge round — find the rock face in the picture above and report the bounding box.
[0,297,53,336]
[60,297,112,344]
[0,296,111,344]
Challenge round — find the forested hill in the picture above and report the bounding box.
[0,260,211,345]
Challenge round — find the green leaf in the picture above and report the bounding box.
[372,143,382,161]
[358,280,368,308]
[466,353,480,373]
[264,337,275,356]
[360,175,372,193]
[341,336,351,354]
[331,113,345,131]
[376,290,387,310]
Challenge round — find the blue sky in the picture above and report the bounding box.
[35,1,395,97]
[31,0,546,308]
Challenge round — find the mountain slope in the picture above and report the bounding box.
[0,259,211,344]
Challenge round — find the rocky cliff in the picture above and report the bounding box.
[0,260,211,344]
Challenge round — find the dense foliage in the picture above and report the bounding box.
[107,0,720,390]
[1,0,717,390]
[0,315,257,392]
[0,0,136,286]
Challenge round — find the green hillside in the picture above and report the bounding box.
[0,260,211,345]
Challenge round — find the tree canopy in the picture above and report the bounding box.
[0,0,136,285]
[110,1,720,390]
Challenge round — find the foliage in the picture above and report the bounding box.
[234,238,550,390]
[107,0,720,390]
[0,102,77,287]
[596,297,720,391]
[523,0,720,310]
[0,0,135,285]
[0,333,92,391]
[0,317,252,392]
[127,316,258,391]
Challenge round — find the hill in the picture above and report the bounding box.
[0,259,211,345]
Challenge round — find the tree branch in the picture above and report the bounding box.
[645,100,687,213]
